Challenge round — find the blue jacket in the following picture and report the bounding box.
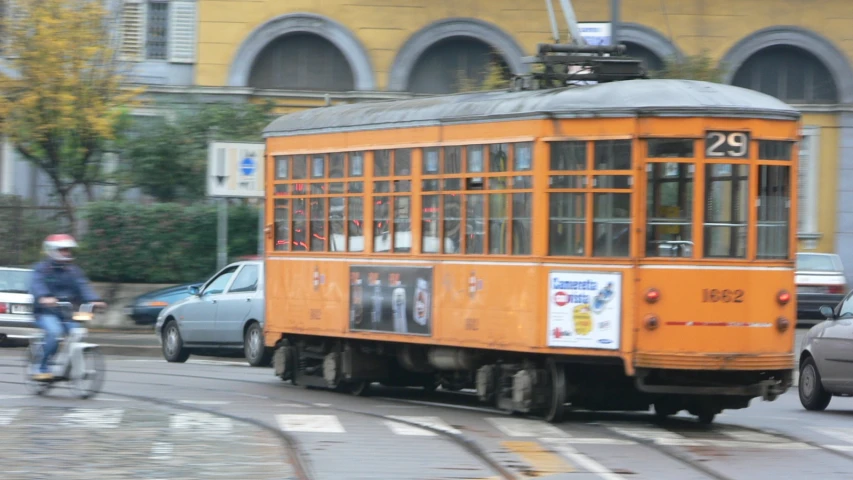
[29,259,102,316]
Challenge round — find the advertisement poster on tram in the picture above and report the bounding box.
[547,271,622,350]
[349,265,433,336]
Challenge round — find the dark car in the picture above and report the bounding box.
[124,282,202,325]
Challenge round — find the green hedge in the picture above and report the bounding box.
[78,201,260,283]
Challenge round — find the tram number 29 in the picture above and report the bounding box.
[702,289,744,303]
[705,131,750,158]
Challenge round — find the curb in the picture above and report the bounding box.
[96,344,162,358]
[89,327,155,334]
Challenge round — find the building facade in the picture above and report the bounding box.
[3,0,853,277]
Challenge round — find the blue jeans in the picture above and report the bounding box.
[34,314,79,373]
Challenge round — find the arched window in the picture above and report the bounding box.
[407,37,511,95]
[732,45,838,104]
[623,41,664,73]
[248,33,355,92]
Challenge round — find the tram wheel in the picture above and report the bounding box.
[349,380,371,396]
[697,412,716,425]
[544,359,567,423]
[653,400,679,420]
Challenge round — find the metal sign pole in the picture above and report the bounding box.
[217,198,228,270]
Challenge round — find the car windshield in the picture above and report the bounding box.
[0,269,32,293]
[796,254,841,272]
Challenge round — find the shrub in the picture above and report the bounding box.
[78,201,260,283]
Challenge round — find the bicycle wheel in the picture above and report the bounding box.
[22,342,51,396]
[70,347,106,399]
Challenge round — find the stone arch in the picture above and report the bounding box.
[721,26,853,104]
[227,13,376,91]
[387,18,527,92]
[617,23,682,67]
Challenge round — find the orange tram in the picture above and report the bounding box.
[261,44,799,424]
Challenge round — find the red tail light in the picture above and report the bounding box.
[777,290,791,305]
[828,285,846,294]
[645,288,660,303]
[0,303,7,314]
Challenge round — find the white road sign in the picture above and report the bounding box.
[207,142,266,198]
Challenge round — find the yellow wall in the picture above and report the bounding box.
[196,0,853,88]
[799,112,840,253]
[196,0,850,256]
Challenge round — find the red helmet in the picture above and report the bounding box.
[43,234,78,262]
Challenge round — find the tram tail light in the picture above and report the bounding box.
[776,290,791,305]
[644,314,659,331]
[645,288,660,303]
[776,317,791,332]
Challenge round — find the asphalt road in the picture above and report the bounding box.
[0,329,850,480]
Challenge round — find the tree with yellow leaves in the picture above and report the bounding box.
[0,0,143,234]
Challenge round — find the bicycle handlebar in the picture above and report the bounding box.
[50,302,102,321]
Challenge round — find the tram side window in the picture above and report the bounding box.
[704,164,748,258]
[595,140,631,170]
[328,153,346,252]
[647,138,694,158]
[593,140,632,257]
[549,193,585,256]
[373,149,412,253]
[512,143,533,255]
[549,141,587,256]
[488,144,509,254]
[758,141,793,160]
[349,152,365,252]
[444,194,461,253]
[757,165,790,259]
[274,199,290,251]
[422,195,441,253]
[646,163,694,257]
[593,193,631,257]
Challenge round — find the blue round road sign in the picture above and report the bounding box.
[240,157,255,176]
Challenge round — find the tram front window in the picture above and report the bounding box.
[646,162,694,257]
[704,164,748,258]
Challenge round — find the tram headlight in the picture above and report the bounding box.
[776,316,791,332]
[645,288,660,304]
[644,314,659,331]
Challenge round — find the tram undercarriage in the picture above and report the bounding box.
[272,336,792,424]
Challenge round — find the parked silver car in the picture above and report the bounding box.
[154,260,270,366]
[799,291,853,410]
[0,267,36,345]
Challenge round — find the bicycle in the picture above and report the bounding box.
[23,301,106,399]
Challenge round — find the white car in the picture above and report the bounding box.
[0,267,36,345]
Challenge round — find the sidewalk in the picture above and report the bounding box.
[1,405,296,479]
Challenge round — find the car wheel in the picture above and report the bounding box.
[162,321,190,363]
[799,356,831,411]
[244,322,272,367]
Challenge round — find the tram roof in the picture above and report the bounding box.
[263,79,801,137]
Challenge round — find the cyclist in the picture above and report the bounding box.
[28,234,106,381]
